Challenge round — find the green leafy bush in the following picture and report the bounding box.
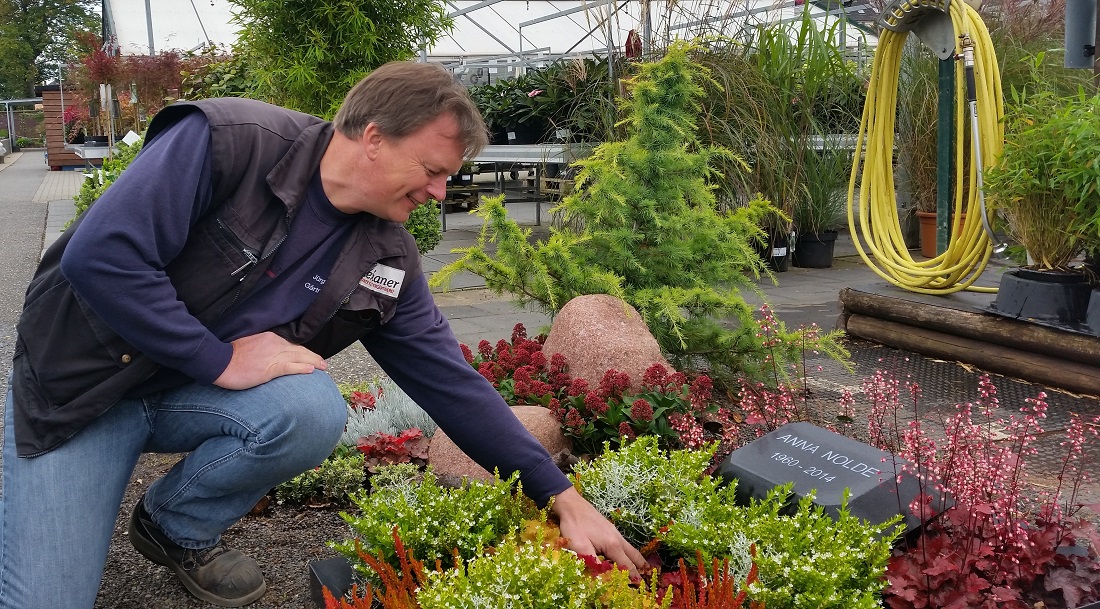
[405,200,443,254]
[574,436,902,609]
[274,445,366,506]
[72,137,144,221]
[334,467,540,579]
[230,0,453,118]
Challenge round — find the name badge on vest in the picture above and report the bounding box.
[359,264,405,299]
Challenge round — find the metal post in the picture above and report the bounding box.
[145,0,155,55]
[1095,0,1100,87]
[606,0,615,84]
[935,58,954,256]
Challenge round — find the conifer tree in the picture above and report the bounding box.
[433,42,844,382]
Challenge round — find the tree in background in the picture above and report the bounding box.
[432,43,846,384]
[0,0,98,98]
[228,0,454,118]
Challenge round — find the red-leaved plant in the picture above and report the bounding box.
[858,371,1100,608]
[460,324,733,455]
[355,429,430,473]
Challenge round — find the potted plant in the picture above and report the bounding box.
[984,85,1096,325]
[792,148,850,268]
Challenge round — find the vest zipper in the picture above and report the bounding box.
[217,219,261,281]
[214,215,290,321]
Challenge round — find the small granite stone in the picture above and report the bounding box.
[428,405,571,483]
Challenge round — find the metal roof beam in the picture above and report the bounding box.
[447,0,505,19]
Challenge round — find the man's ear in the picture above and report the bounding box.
[361,122,384,160]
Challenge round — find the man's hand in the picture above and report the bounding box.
[551,486,648,577]
[213,332,328,390]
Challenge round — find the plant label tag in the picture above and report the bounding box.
[359,264,405,299]
[772,247,788,257]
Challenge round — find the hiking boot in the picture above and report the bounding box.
[128,497,267,607]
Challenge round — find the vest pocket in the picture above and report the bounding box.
[16,281,141,408]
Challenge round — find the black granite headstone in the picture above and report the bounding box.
[717,422,944,533]
[308,557,354,607]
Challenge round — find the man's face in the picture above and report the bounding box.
[356,112,466,223]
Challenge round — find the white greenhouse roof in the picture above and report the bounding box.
[103,0,878,61]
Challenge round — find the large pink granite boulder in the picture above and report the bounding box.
[541,294,669,392]
[428,405,571,485]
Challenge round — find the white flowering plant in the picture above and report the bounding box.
[416,532,660,609]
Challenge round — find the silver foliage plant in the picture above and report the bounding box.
[340,377,438,445]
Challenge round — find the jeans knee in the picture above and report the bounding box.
[258,372,347,466]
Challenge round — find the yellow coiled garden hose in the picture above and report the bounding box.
[847,1,1004,295]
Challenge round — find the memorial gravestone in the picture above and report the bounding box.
[717,422,945,533]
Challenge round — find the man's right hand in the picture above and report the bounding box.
[213,332,328,390]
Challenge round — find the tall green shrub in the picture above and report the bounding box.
[432,42,844,383]
[229,0,453,118]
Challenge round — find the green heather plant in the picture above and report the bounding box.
[434,43,843,384]
[405,201,443,254]
[574,436,901,609]
[274,445,366,506]
[334,467,539,579]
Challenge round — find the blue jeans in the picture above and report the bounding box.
[0,370,347,609]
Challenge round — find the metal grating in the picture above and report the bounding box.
[795,337,1100,512]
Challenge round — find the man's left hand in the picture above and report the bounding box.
[551,486,648,577]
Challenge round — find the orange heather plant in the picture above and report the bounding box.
[324,529,427,609]
[661,549,763,609]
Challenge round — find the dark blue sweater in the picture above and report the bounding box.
[60,112,570,503]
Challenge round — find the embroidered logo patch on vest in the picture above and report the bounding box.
[359,264,405,298]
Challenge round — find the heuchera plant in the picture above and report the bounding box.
[355,429,430,473]
[859,372,1100,608]
[460,323,732,455]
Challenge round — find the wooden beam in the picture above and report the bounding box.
[839,288,1100,366]
[845,314,1100,397]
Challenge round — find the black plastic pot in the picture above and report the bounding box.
[793,230,838,269]
[758,229,791,272]
[489,127,508,145]
[505,121,545,145]
[1086,289,1100,337]
[992,268,1092,326]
